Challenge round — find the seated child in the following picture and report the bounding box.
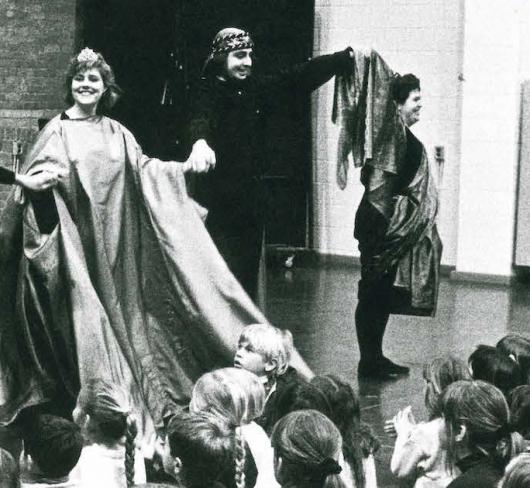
[497,334,530,384]
[71,379,146,488]
[190,367,279,488]
[20,414,83,488]
[469,345,523,395]
[0,447,20,488]
[311,375,379,488]
[388,356,471,488]
[234,323,302,434]
[271,409,346,488]
[160,410,240,488]
[441,380,523,488]
[499,453,530,488]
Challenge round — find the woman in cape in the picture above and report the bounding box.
[0,48,310,431]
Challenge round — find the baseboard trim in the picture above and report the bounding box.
[266,247,455,277]
[449,270,513,286]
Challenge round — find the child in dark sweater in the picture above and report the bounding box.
[234,324,302,435]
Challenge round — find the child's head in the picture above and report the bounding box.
[190,367,265,427]
[22,414,83,480]
[74,379,138,487]
[423,356,472,418]
[0,447,20,488]
[275,380,332,422]
[500,453,530,488]
[165,410,235,488]
[507,385,530,440]
[468,345,523,395]
[440,380,518,469]
[497,334,530,383]
[271,409,346,488]
[235,324,293,378]
[310,375,377,488]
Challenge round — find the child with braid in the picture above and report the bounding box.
[190,367,279,488]
[71,379,146,488]
[271,410,346,488]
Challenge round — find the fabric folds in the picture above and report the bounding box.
[333,50,442,316]
[0,115,295,429]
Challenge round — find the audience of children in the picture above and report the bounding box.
[271,409,346,488]
[19,414,83,487]
[388,356,471,487]
[5,329,530,488]
[71,379,146,487]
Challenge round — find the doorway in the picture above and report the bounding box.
[77,0,315,248]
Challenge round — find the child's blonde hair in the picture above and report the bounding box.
[75,379,137,488]
[190,367,265,426]
[190,368,266,488]
[239,323,294,376]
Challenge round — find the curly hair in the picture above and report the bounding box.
[64,49,121,113]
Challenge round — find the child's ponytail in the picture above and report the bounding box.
[125,414,138,488]
[234,425,246,488]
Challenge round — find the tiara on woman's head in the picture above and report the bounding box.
[77,47,98,63]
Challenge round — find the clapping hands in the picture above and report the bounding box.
[384,405,416,438]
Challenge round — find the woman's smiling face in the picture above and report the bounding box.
[71,67,105,110]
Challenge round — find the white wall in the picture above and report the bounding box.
[311,0,465,266]
[455,0,529,278]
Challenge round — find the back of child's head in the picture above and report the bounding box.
[271,409,346,488]
[0,447,20,488]
[75,378,138,487]
[310,375,378,488]
[274,379,332,422]
[507,385,530,440]
[23,414,83,479]
[167,410,235,488]
[500,453,530,488]
[423,356,472,418]
[440,380,521,469]
[469,345,523,395]
[190,367,265,427]
[497,334,530,383]
[238,324,293,377]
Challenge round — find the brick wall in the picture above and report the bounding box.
[0,0,76,209]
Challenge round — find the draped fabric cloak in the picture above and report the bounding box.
[333,50,442,315]
[0,115,309,428]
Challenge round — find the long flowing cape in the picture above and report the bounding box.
[0,115,309,428]
[333,50,442,315]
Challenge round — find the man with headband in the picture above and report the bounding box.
[188,27,353,301]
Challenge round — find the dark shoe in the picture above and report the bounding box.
[357,357,409,379]
[380,356,410,375]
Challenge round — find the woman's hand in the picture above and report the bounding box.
[15,165,66,191]
[187,139,216,173]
